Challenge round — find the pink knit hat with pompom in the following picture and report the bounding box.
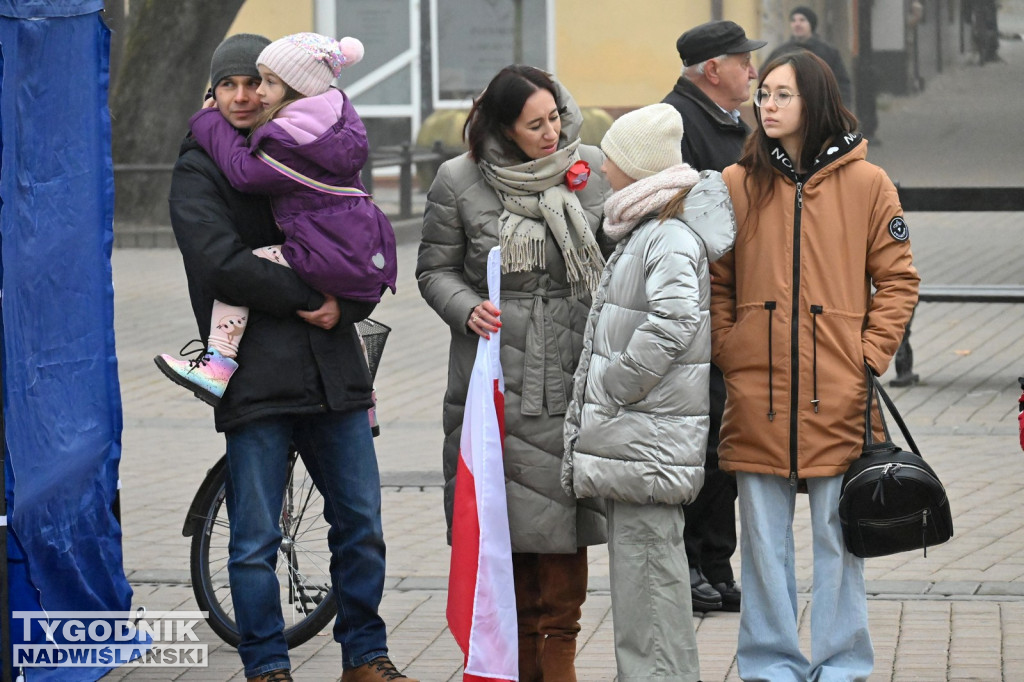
[257,32,364,97]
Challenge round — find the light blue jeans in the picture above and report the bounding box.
[736,472,872,682]
[224,410,388,678]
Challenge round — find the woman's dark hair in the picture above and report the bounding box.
[737,51,858,217]
[464,65,560,161]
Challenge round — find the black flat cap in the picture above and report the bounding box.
[676,20,767,66]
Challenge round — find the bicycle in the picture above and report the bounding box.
[181,318,390,648]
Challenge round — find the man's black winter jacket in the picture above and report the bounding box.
[661,76,750,173]
[168,136,375,432]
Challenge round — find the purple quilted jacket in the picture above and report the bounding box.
[190,88,397,302]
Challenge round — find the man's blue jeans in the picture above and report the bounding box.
[224,410,388,677]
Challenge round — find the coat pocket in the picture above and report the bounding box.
[715,301,776,375]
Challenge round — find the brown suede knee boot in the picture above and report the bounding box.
[513,552,543,682]
[536,548,588,682]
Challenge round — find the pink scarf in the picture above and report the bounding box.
[602,165,701,242]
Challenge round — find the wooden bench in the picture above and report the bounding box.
[890,186,1024,386]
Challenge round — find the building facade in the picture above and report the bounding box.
[227,0,973,141]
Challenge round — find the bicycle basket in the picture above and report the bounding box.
[356,318,391,381]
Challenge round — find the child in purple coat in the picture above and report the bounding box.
[156,32,397,406]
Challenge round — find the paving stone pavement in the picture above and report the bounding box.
[100,18,1024,682]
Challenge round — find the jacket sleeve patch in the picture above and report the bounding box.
[888,216,909,242]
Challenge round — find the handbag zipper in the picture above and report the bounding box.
[843,461,945,494]
[856,507,935,557]
[923,508,930,557]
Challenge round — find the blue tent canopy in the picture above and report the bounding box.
[0,0,134,679]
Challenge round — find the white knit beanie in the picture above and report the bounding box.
[601,103,684,181]
[257,32,364,97]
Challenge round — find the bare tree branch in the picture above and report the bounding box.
[110,0,246,227]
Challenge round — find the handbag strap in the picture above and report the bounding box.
[863,364,891,445]
[863,362,922,457]
[256,150,371,198]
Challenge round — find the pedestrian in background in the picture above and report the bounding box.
[711,50,919,680]
[766,5,853,105]
[563,103,735,682]
[417,64,609,681]
[661,19,766,614]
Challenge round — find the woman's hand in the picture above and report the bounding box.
[298,293,341,330]
[467,300,502,339]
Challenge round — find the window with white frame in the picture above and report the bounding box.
[431,0,553,108]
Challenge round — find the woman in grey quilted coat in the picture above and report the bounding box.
[562,104,735,682]
[416,65,609,682]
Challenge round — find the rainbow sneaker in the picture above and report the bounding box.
[154,346,237,407]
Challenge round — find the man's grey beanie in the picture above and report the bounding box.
[210,33,271,87]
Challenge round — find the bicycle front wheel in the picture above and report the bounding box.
[188,450,338,648]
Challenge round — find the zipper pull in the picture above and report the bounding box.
[789,471,798,488]
[764,300,777,421]
[922,508,929,558]
[809,304,822,412]
[796,182,803,209]
[872,476,885,505]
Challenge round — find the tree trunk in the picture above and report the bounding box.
[102,0,125,94]
[110,0,245,229]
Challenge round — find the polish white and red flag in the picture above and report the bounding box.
[447,246,518,681]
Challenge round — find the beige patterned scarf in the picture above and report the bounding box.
[479,139,604,296]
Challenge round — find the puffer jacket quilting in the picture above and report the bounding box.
[417,80,610,553]
[563,171,736,505]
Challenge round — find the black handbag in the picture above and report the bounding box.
[838,368,953,558]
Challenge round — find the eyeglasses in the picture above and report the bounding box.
[754,89,800,108]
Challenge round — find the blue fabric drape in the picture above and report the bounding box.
[0,3,134,680]
[0,1,103,19]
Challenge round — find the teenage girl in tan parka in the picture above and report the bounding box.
[711,52,919,680]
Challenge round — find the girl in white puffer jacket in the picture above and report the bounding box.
[562,103,735,682]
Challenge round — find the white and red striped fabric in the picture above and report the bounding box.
[447,246,518,681]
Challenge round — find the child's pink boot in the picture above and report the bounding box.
[154,346,238,407]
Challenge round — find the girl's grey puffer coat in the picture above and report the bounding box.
[563,171,736,505]
[416,81,609,553]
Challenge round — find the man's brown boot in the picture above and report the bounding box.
[340,656,418,682]
[247,669,292,682]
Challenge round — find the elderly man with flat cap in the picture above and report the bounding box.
[662,20,765,173]
[661,19,765,616]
